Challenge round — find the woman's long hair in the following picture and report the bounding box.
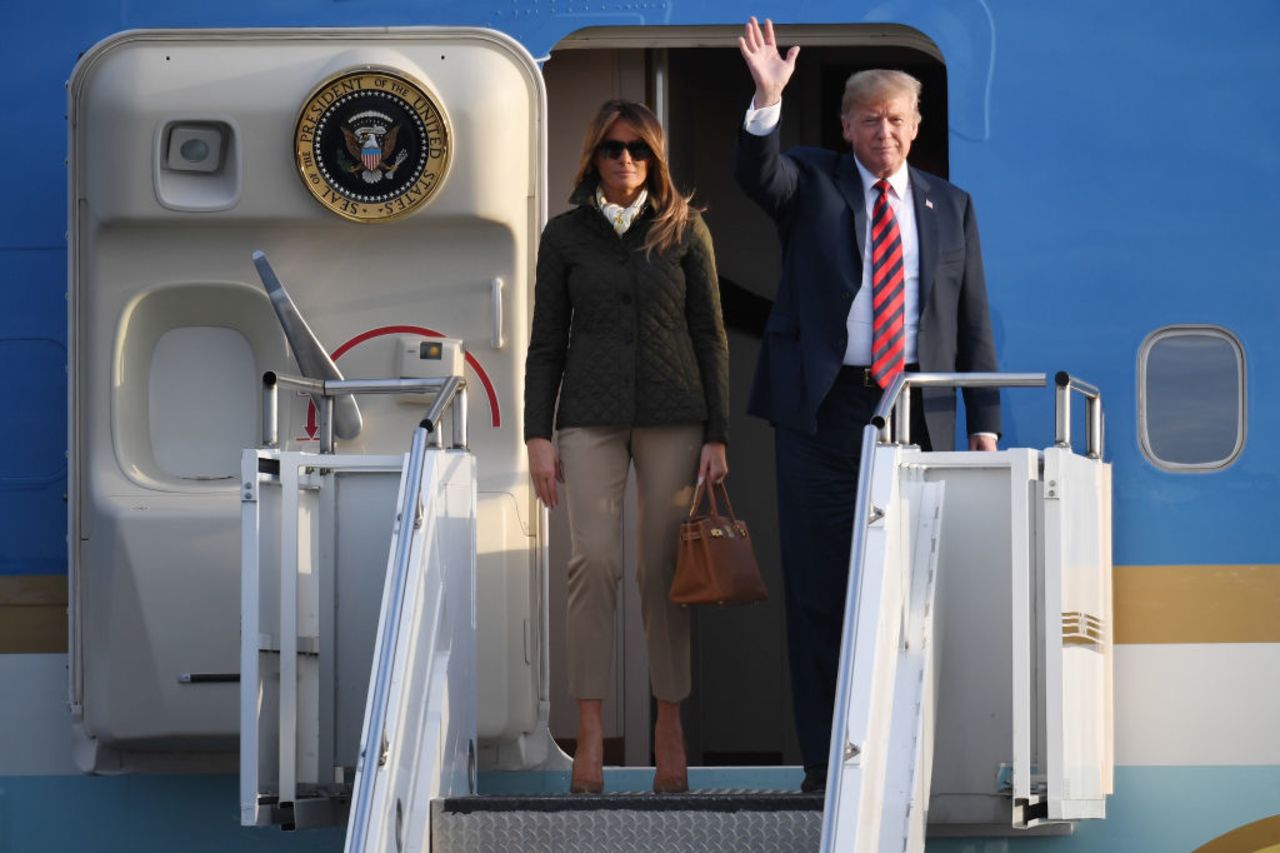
[572,99,694,256]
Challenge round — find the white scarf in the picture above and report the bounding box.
[596,186,648,236]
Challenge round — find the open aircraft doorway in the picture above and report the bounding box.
[541,24,948,771]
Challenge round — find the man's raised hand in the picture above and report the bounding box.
[738,17,800,108]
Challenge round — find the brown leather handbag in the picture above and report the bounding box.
[670,481,768,606]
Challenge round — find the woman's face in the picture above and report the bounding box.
[593,119,650,204]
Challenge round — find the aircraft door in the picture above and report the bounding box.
[68,29,546,770]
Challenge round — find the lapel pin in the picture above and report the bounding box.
[925,198,934,209]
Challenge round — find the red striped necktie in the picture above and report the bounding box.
[870,178,906,389]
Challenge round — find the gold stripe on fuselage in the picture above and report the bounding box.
[0,575,67,654]
[3,565,1278,653]
[1115,564,1280,644]
[1192,813,1280,853]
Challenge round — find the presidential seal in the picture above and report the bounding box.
[294,69,451,222]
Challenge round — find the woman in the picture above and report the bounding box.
[524,100,730,794]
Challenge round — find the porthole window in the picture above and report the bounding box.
[1139,325,1245,471]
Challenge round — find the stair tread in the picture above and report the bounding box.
[440,790,823,814]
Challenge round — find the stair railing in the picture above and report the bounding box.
[260,373,467,453]
[822,371,1049,851]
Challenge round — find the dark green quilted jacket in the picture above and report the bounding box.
[524,187,729,444]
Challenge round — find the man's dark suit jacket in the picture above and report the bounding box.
[734,128,1000,449]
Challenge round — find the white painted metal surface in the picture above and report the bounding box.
[822,445,946,853]
[241,449,404,827]
[1114,643,1280,765]
[68,27,548,772]
[345,443,477,853]
[881,467,945,852]
[822,443,1113,849]
[1041,448,1113,821]
[920,450,1041,833]
[1005,451,1041,823]
[823,443,903,853]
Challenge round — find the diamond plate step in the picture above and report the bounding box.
[432,790,824,852]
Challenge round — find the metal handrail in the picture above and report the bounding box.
[253,251,364,442]
[345,422,431,853]
[1054,371,1104,459]
[821,369,1105,851]
[873,371,1048,446]
[261,372,468,454]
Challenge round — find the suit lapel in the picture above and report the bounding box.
[835,154,866,292]
[911,166,938,315]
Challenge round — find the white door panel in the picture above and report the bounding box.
[70,28,546,768]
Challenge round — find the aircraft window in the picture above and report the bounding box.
[1139,326,1245,471]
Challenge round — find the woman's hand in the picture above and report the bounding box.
[698,442,729,485]
[738,17,800,109]
[527,438,563,508]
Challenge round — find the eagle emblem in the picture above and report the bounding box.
[295,68,451,222]
[340,110,409,184]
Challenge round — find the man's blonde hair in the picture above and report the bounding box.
[840,69,923,120]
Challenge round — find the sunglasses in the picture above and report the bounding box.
[596,139,653,161]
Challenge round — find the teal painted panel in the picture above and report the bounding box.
[3,766,1279,850]
[0,775,344,853]
[927,766,1280,852]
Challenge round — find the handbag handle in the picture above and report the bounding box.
[687,480,737,521]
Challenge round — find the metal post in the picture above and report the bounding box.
[1055,373,1071,448]
[278,459,300,809]
[420,376,461,449]
[262,372,279,449]
[319,397,335,454]
[1054,371,1103,458]
[1087,397,1102,459]
[452,385,469,450]
[897,384,912,446]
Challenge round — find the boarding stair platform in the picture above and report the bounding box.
[242,342,1113,852]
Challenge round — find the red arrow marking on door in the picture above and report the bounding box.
[305,402,318,438]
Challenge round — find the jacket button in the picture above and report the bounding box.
[623,332,634,344]
[620,293,633,305]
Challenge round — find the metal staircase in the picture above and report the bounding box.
[242,370,1114,852]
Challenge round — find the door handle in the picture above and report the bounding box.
[491,277,505,350]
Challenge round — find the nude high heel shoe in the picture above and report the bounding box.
[652,700,689,794]
[570,700,605,794]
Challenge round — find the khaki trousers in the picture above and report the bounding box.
[557,424,702,702]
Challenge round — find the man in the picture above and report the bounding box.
[735,17,1000,793]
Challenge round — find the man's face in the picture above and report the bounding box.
[841,94,920,178]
